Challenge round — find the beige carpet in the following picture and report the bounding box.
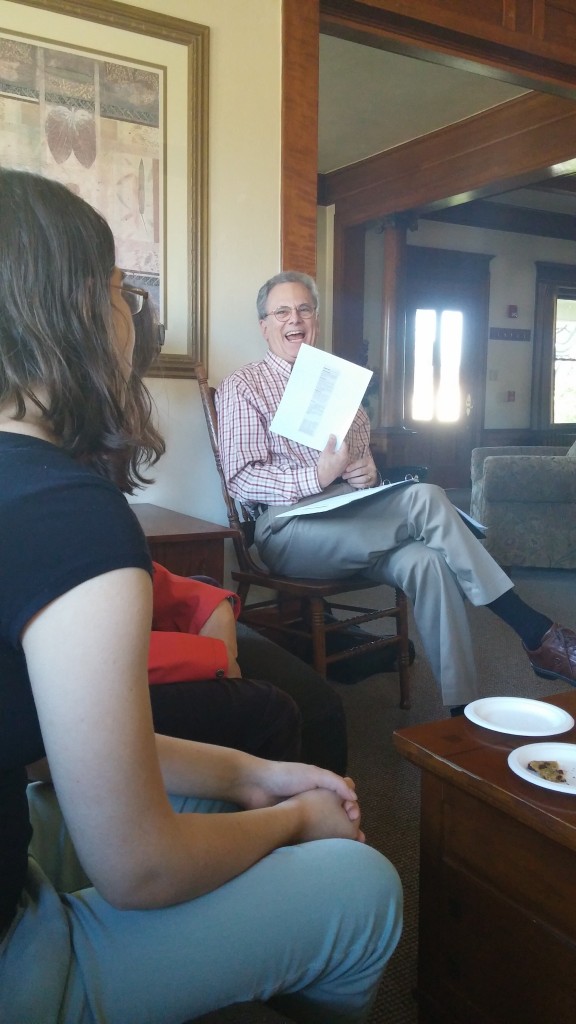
[335,567,576,1024]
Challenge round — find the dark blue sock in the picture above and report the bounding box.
[486,590,553,650]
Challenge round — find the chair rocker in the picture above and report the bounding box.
[195,363,411,709]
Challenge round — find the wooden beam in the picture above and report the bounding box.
[319,92,576,226]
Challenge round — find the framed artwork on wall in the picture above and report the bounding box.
[0,0,209,377]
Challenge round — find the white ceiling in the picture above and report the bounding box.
[318,35,528,175]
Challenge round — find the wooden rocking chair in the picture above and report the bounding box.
[195,364,411,708]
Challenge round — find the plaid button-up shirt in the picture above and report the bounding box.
[216,350,371,510]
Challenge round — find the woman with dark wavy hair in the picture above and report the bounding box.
[0,168,402,1024]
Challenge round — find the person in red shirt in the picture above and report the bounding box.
[148,562,347,773]
[149,563,242,684]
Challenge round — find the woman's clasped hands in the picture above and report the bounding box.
[230,757,365,844]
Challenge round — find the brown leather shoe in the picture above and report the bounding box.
[525,624,576,686]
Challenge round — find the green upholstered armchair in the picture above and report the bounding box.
[470,443,576,569]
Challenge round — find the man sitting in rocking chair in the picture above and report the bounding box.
[216,270,576,716]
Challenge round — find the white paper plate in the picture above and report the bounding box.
[464,696,574,737]
[508,742,576,794]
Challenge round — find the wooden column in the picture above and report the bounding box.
[332,215,366,360]
[378,216,407,430]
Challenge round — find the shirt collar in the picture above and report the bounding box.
[264,350,293,378]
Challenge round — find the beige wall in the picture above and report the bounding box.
[119,0,282,523]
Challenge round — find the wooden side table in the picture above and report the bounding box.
[132,503,235,583]
[394,691,576,1024]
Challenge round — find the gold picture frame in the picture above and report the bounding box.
[0,0,209,378]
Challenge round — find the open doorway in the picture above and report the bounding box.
[281,1,576,483]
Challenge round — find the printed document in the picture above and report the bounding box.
[270,344,372,451]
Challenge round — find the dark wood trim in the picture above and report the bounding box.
[534,260,576,284]
[379,219,407,429]
[532,274,556,430]
[332,220,366,360]
[318,92,576,225]
[281,0,319,276]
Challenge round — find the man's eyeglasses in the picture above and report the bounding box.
[112,282,149,316]
[263,303,316,323]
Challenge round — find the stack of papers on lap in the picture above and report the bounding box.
[275,479,414,519]
[270,344,372,451]
[275,483,487,535]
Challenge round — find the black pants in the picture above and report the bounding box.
[150,675,301,763]
[237,624,348,775]
[149,624,347,775]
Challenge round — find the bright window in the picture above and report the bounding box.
[412,308,463,422]
[554,297,576,423]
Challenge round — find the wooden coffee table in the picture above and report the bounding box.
[394,691,576,1024]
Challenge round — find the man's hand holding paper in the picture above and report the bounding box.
[317,434,351,488]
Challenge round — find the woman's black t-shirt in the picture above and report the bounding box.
[0,433,152,926]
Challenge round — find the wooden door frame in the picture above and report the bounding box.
[281,0,576,276]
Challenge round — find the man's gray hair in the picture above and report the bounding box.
[256,271,319,320]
